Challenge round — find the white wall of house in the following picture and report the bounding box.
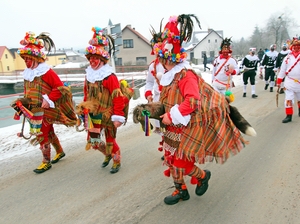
[117,27,154,66]
[187,31,223,65]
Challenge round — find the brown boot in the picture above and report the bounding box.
[164,183,190,205]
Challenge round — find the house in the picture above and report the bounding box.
[116,25,155,67]
[61,48,88,64]
[5,48,68,73]
[184,29,224,65]
[0,46,16,75]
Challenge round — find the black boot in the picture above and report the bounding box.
[195,170,211,196]
[243,93,246,97]
[164,183,190,205]
[102,155,112,167]
[264,84,269,90]
[270,87,273,92]
[252,94,258,98]
[282,115,292,123]
[280,88,285,94]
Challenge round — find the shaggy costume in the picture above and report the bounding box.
[80,27,133,174]
[277,37,300,123]
[150,14,255,205]
[13,32,77,173]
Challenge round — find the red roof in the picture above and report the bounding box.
[0,46,7,58]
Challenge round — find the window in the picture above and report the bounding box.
[7,66,10,71]
[5,54,8,59]
[208,39,210,43]
[123,39,134,48]
[215,39,218,43]
[115,58,122,66]
[190,52,194,60]
[201,51,206,58]
[136,57,147,65]
[209,51,215,58]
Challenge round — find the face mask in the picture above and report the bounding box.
[24,57,38,69]
[90,56,102,70]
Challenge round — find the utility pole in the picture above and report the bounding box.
[106,21,116,73]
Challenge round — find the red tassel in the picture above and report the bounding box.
[14,113,20,120]
[190,176,198,185]
[164,168,170,177]
[157,146,163,152]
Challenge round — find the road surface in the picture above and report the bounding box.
[0,79,300,224]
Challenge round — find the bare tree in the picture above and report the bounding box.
[234,8,298,54]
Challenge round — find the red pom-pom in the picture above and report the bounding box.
[158,146,163,152]
[190,176,198,185]
[164,168,170,177]
[14,113,20,120]
[17,132,23,137]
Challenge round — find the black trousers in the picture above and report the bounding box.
[243,70,256,85]
[264,68,275,82]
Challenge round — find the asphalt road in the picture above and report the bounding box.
[0,79,300,224]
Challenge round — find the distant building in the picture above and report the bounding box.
[0,46,16,75]
[184,29,224,65]
[116,25,154,66]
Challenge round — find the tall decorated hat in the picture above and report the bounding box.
[18,31,55,63]
[219,37,232,54]
[289,36,300,50]
[149,18,164,55]
[85,26,115,62]
[152,14,201,63]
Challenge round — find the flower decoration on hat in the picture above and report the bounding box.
[219,37,232,54]
[85,26,115,62]
[153,14,201,63]
[18,31,56,63]
[289,36,300,50]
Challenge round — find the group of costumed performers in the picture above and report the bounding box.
[75,27,133,174]
[212,37,239,102]
[141,14,256,205]
[12,32,77,173]
[277,37,300,123]
[144,21,166,160]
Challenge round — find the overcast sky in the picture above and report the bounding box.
[1,0,299,49]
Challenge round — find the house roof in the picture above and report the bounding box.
[184,29,224,51]
[122,25,151,47]
[0,46,8,58]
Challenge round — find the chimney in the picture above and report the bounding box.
[208,28,212,33]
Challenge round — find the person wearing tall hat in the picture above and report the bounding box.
[212,37,239,95]
[144,22,166,159]
[14,32,77,173]
[79,27,133,174]
[151,14,255,205]
[240,48,260,98]
[275,43,290,94]
[260,44,278,92]
[277,37,300,123]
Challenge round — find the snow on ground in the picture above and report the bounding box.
[0,69,243,161]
